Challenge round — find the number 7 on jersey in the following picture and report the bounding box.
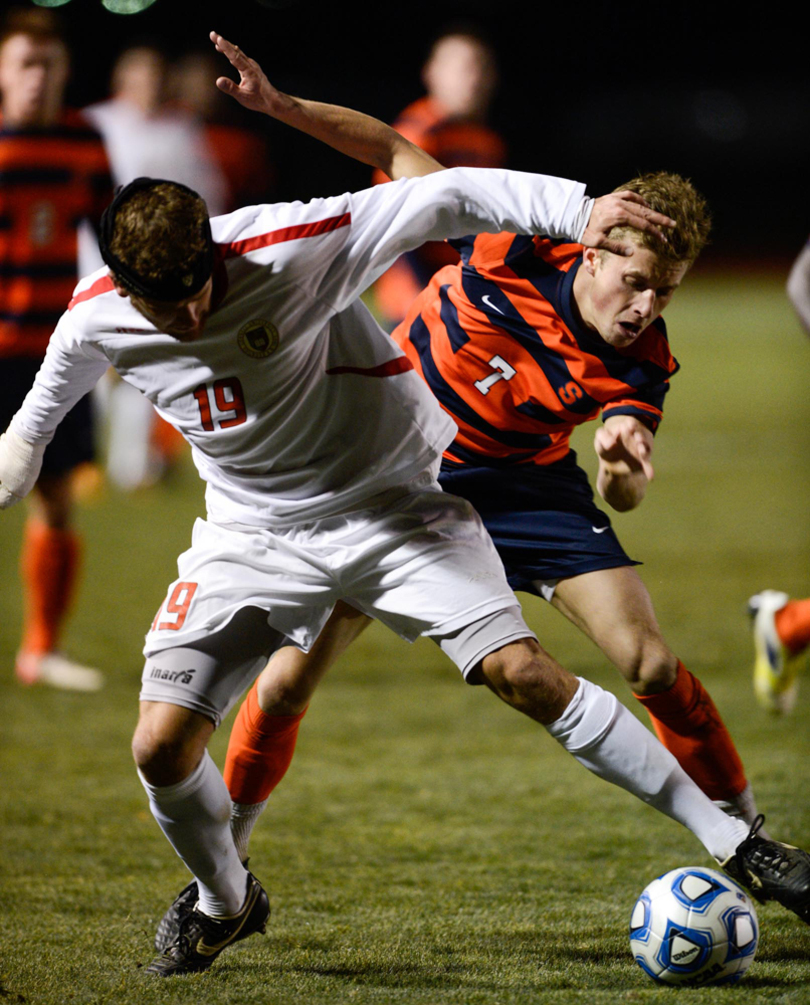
[474,355,516,396]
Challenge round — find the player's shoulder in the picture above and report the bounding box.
[211,196,353,268]
[625,316,677,374]
[67,267,116,313]
[58,108,107,144]
[451,233,581,272]
[393,96,442,136]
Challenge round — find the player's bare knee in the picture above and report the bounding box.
[624,642,678,695]
[480,639,577,723]
[132,704,212,785]
[255,664,314,715]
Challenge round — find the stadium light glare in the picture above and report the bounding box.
[31,0,75,7]
[101,0,159,13]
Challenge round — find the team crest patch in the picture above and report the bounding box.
[237,319,279,358]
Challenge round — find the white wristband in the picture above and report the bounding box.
[0,428,46,509]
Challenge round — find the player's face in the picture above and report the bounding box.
[125,278,214,341]
[423,36,497,119]
[579,244,688,348]
[0,34,69,128]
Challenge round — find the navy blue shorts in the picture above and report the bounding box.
[438,451,638,597]
[1,357,95,478]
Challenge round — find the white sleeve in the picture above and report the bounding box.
[9,313,109,447]
[319,167,590,312]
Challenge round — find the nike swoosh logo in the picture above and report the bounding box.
[592,526,609,534]
[196,887,260,956]
[482,295,504,315]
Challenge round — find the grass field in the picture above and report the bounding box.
[1,271,809,1004]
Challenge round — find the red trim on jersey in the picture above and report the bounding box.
[220,213,352,259]
[325,357,414,378]
[68,275,115,310]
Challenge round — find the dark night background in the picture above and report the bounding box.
[49,0,808,266]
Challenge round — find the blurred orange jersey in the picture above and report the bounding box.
[372,97,506,326]
[392,232,678,467]
[0,109,112,358]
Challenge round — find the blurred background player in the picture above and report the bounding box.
[371,24,505,329]
[0,7,111,690]
[79,43,228,491]
[170,49,275,211]
[749,591,809,714]
[746,240,810,713]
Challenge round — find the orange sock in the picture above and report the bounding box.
[633,662,747,802]
[775,598,810,656]
[20,520,80,655]
[223,682,307,804]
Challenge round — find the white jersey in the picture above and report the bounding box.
[12,167,589,527]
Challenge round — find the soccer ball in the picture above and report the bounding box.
[629,866,759,987]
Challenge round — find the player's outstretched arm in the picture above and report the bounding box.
[0,428,45,509]
[787,242,810,334]
[209,32,443,182]
[594,415,654,512]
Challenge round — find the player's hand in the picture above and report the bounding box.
[594,417,655,482]
[582,192,675,257]
[0,429,45,509]
[209,32,288,118]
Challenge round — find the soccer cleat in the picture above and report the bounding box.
[154,877,199,953]
[748,590,799,713]
[15,651,103,692]
[154,858,250,952]
[720,814,810,922]
[146,872,269,976]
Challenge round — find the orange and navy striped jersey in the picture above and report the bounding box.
[392,232,679,468]
[0,109,113,359]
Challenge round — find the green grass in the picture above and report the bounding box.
[1,271,809,1003]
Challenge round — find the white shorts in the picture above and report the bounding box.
[141,471,535,722]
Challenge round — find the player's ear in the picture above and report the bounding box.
[109,272,130,298]
[581,247,600,276]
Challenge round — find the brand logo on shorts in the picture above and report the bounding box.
[237,319,279,358]
[150,667,197,685]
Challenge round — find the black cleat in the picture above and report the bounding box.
[721,814,810,922]
[155,877,198,952]
[146,872,269,976]
[154,858,249,952]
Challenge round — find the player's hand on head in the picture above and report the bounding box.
[209,32,284,117]
[582,192,676,256]
[594,417,654,481]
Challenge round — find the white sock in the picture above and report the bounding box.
[138,750,249,916]
[231,799,268,863]
[545,678,749,861]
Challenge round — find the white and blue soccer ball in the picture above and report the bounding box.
[629,866,759,987]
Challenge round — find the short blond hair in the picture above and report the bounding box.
[609,171,711,267]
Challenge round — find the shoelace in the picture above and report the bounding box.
[167,908,220,957]
[737,814,799,877]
